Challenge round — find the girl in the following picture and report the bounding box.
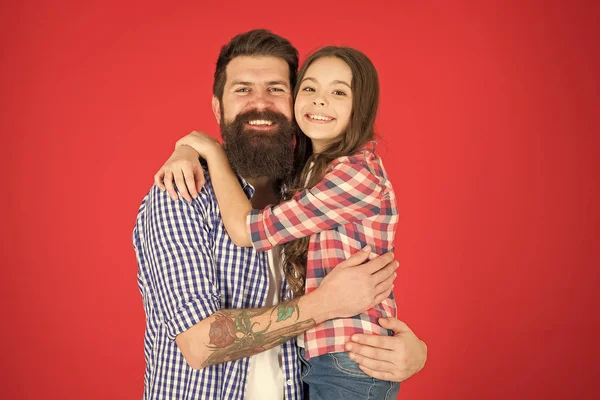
[157,47,400,399]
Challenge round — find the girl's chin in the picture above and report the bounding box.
[303,132,341,142]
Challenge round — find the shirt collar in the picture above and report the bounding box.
[237,175,255,199]
[360,140,377,153]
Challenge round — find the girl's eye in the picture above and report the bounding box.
[333,90,346,96]
[302,87,315,92]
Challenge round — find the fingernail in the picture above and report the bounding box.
[346,343,353,351]
[351,335,359,342]
[362,245,371,252]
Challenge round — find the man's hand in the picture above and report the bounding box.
[315,247,398,321]
[345,317,427,382]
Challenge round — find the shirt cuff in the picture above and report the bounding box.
[165,295,221,341]
[247,209,276,252]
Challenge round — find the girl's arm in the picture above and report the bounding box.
[176,132,254,246]
[175,132,388,251]
[203,147,253,246]
[247,160,387,252]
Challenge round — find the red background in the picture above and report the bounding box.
[1,1,598,399]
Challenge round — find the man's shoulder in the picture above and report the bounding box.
[137,175,219,221]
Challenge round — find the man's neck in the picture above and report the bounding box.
[246,176,281,209]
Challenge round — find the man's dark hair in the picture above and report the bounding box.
[212,29,299,101]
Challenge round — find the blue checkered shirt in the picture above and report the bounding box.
[133,171,302,400]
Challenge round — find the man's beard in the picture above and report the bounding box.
[220,109,296,180]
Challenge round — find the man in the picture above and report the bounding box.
[134,29,426,399]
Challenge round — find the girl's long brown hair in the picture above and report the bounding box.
[282,46,381,297]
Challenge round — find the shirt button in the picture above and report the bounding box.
[286,379,293,386]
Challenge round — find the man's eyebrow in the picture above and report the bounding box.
[230,80,254,86]
[230,80,290,87]
[267,80,289,87]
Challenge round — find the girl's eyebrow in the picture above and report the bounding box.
[300,77,318,84]
[300,77,351,89]
[332,80,351,88]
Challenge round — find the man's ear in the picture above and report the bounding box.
[212,96,221,125]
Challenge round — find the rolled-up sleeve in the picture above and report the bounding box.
[247,161,383,252]
[134,186,220,341]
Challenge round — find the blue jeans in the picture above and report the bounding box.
[298,347,400,399]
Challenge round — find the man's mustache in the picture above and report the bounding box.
[234,109,290,125]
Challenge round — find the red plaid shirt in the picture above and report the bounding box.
[247,141,398,359]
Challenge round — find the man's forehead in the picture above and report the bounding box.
[225,56,290,86]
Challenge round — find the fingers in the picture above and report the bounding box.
[365,252,395,274]
[164,171,178,201]
[346,341,395,362]
[182,166,199,199]
[357,365,397,382]
[374,271,396,296]
[194,165,206,194]
[337,245,371,269]
[349,333,397,351]
[154,170,166,191]
[347,350,394,373]
[372,286,393,307]
[173,170,192,203]
[378,317,412,334]
[371,259,398,285]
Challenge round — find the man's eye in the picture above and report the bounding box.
[236,88,250,93]
[269,87,284,92]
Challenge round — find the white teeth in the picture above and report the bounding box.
[248,120,273,125]
[308,114,333,121]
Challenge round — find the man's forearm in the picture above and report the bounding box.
[178,291,331,369]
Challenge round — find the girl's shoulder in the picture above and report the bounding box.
[326,141,393,189]
[328,140,380,169]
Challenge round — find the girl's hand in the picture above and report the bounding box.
[154,145,205,203]
[176,130,222,161]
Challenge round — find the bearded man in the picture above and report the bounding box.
[133,29,426,400]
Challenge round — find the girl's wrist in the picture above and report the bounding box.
[175,138,198,153]
[205,142,226,164]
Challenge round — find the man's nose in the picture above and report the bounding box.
[251,90,274,109]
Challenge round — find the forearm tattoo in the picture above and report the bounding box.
[202,298,314,368]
